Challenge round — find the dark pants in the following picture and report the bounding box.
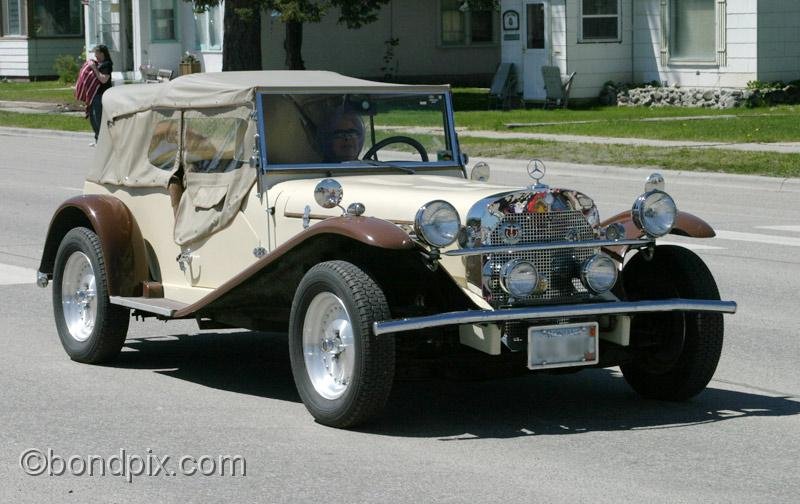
[89,94,103,141]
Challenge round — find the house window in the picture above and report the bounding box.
[2,0,23,36]
[670,0,715,61]
[194,4,223,51]
[440,0,497,46]
[580,0,620,41]
[152,0,177,41]
[32,0,83,37]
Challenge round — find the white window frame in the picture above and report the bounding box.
[439,0,498,48]
[30,0,84,38]
[578,0,621,43]
[194,3,223,52]
[151,0,178,43]
[2,0,25,37]
[661,0,726,67]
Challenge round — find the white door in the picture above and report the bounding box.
[87,0,134,72]
[522,1,547,100]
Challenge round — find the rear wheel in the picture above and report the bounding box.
[288,261,395,428]
[53,227,129,363]
[620,245,724,400]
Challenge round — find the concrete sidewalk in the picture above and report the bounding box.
[0,99,83,116]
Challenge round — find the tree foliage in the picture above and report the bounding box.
[188,0,390,70]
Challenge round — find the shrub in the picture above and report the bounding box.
[53,54,81,84]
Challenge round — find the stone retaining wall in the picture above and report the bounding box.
[601,83,800,108]
[617,86,751,108]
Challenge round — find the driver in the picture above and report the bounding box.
[318,108,365,163]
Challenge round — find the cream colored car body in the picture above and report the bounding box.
[84,171,512,307]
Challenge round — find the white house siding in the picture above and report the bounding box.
[634,0,758,89]
[27,38,85,77]
[756,0,800,82]
[0,38,29,78]
[564,0,634,98]
[261,0,500,85]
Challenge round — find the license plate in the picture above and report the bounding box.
[528,322,599,370]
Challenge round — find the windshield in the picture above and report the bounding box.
[259,93,455,168]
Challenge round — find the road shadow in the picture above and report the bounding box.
[366,371,800,439]
[116,330,301,403]
[114,330,800,439]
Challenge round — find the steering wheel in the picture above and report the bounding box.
[362,135,429,162]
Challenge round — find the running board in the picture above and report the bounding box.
[109,296,189,317]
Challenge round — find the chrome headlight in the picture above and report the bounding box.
[500,259,539,298]
[632,190,677,238]
[580,254,618,294]
[414,200,460,248]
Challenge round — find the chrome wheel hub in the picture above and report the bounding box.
[61,252,97,342]
[302,292,355,400]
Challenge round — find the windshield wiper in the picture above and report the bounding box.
[360,160,416,174]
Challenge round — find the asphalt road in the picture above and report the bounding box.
[1,129,798,503]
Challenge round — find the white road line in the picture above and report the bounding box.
[657,241,725,251]
[756,225,800,233]
[0,263,36,286]
[715,230,800,247]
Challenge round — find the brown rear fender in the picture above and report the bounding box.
[39,195,149,296]
[600,210,716,239]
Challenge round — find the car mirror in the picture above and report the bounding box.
[470,161,490,182]
[314,179,343,209]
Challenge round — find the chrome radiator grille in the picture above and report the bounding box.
[485,210,596,306]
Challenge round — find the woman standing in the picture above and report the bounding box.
[88,45,113,142]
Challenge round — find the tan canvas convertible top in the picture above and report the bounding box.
[86,71,450,247]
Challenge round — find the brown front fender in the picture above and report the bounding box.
[39,195,149,296]
[172,215,450,321]
[600,210,716,239]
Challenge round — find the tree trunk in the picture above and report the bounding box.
[284,20,305,70]
[222,0,262,71]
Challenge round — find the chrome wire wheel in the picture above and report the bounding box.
[302,292,355,400]
[60,251,97,343]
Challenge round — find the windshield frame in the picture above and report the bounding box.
[254,90,464,175]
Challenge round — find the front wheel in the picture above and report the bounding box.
[288,261,395,428]
[53,227,129,363]
[620,245,724,400]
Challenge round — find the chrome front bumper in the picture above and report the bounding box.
[372,298,737,336]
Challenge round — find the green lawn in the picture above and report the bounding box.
[1,83,797,178]
[0,80,80,106]
[0,111,90,131]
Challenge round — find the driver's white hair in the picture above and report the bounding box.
[318,107,365,162]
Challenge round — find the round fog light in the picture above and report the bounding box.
[500,260,539,298]
[581,254,618,294]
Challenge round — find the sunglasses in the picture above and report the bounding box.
[331,128,361,141]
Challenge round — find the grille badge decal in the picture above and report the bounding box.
[500,222,522,244]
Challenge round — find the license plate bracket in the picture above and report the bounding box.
[527,322,599,370]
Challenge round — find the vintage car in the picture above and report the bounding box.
[37,71,736,427]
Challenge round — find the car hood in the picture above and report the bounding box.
[275,174,516,225]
